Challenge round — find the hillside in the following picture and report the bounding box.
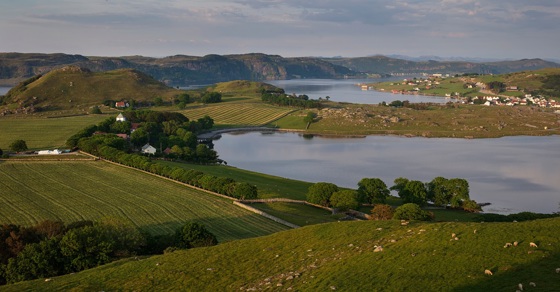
[0,53,353,86]
[323,55,560,75]
[2,53,559,87]
[2,66,182,112]
[5,217,559,291]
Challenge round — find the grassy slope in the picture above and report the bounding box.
[5,67,182,112]
[5,218,559,291]
[0,115,109,150]
[0,161,288,241]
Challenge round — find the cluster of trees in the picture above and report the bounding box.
[306,176,480,214]
[68,110,217,163]
[0,219,217,285]
[380,100,433,110]
[370,203,433,221]
[261,92,322,108]
[486,81,506,94]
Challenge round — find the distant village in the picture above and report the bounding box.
[364,74,560,108]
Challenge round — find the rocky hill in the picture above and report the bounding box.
[323,55,560,75]
[0,53,354,86]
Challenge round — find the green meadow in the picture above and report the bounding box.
[0,160,288,242]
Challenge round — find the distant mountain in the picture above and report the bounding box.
[0,53,353,86]
[384,54,513,63]
[1,52,558,87]
[323,55,560,75]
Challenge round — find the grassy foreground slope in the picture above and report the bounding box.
[5,218,559,291]
[0,161,288,241]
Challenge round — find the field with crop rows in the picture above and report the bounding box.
[0,161,288,242]
[0,115,109,150]
[180,102,295,126]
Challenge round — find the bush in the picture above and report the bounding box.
[9,140,28,153]
[370,204,394,220]
[393,203,432,221]
[462,199,481,213]
[174,222,218,249]
[90,106,102,114]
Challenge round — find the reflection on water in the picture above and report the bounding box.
[214,132,560,214]
[267,78,447,104]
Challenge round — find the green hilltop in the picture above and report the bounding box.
[5,218,559,291]
[2,66,182,112]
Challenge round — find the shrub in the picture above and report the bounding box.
[370,204,394,220]
[462,199,481,213]
[393,203,432,221]
[174,222,217,249]
[9,140,28,153]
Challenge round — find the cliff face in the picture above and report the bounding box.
[0,53,352,86]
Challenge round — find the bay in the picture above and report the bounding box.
[267,78,448,104]
[214,132,560,215]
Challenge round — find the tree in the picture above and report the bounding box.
[427,177,451,206]
[201,92,222,103]
[130,128,149,147]
[370,204,394,220]
[232,182,258,200]
[174,222,217,249]
[330,190,359,211]
[59,225,115,272]
[4,238,65,284]
[303,111,316,129]
[89,105,102,114]
[462,199,481,213]
[0,148,3,156]
[393,203,432,221]
[306,182,339,207]
[358,178,390,204]
[9,140,28,153]
[447,178,470,208]
[392,178,427,206]
[197,115,214,130]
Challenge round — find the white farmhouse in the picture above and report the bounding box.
[141,144,156,155]
[116,113,127,122]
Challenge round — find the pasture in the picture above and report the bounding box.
[0,115,109,150]
[0,160,288,242]
[179,102,295,127]
[8,217,560,291]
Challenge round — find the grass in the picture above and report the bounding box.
[179,101,295,127]
[6,217,559,291]
[0,115,109,150]
[157,161,313,200]
[247,202,342,226]
[273,103,560,138]
[0,160,288,242]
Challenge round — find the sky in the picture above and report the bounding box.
[1,0,559,60]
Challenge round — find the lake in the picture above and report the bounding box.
[0,87,10,95]
[267,78,448,104]
[213,132,560,215]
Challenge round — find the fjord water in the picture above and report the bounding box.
[0,87,10,95]
[214,132,560,214]
[267,78,447,104]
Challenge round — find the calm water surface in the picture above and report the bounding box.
[267,78,448,104]
[0,87,10,95]
[214,132,560,214]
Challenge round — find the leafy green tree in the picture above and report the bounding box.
[370,204,394,220]
[96,217,146,258]
[392,178,427,206]
[174,222,217,249]
[201,92,222,103]
[197,115,214,130]
[358,178,390,204]
[130,128,149,147]
[4,238,65,284]
[0,148,3,156]
[330,190,359,211]
[59,225,115,272]
[9,140,28,152]
[393,203,432,221]
[232,182,258,200]
[110,121,131,134]
[447,178,470,208]
[427,176,451,206]
[306,182,339,207]
[154,97,164,106]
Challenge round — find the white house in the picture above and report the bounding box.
[141,144,156,155]
[116,113,127,122]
